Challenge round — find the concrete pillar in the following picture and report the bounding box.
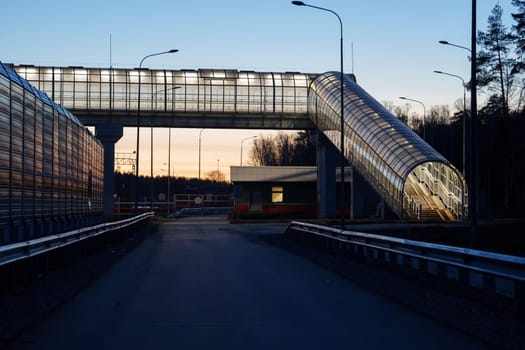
[95,124,123,219]
[351,169,382,220]
[317,134,337,219]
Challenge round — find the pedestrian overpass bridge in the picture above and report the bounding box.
[12,64,467,221]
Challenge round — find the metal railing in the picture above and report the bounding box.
[13,65,312,118]
[285,221,525,315]
[0,212,154,267]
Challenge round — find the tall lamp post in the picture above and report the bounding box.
[439,13,478,247]
[469,0,479,247]
[292,0,346,228]
[470,0,478,247]
[240,136,258,166]
[135,49,178,213]
[150,86,180,210]
[399,96,426,141]
[439,40,471,53]
[434,70,467,176]
[167,129,172,217]
[198,128,205,179]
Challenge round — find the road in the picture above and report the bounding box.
[11,215,489,349]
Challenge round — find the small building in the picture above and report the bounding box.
[231,165,389,221]
[230,166,318,219]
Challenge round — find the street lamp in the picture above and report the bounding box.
[198,128,205,179]
[217,159,220,182]
[167,128,172,217]
[399,96,426,140]
[438,40,471,53]
[439,10,479,247]
[434,70,468,176]
[151,86,180,211]
[292,0,346,228]
[240,136,258,166]
[134,49,178,213]
[470,0,479,247]
[151,84,180,216]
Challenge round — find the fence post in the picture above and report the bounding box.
[515,280,525,320]
[455,266,472,300]
[482,274,497,307]
[436,262,448,291]
[418,259,429,282]
[377,249,388,267]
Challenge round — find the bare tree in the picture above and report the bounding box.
[248,131,316,166]
[206,169,226,182]
[382,100,410,125]
[249,135,278,166]
[428,105,451,126]
[275,132,293,166]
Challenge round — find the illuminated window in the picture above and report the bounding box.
[272,186,283,203]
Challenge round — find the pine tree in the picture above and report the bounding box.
[512,0,525,65]
[511,0,525,111]
[477,4,517,115]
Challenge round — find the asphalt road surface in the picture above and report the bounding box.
[11,215,489,349]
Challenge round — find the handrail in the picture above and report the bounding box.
[287,221,525,269]
[0,212,154,267]
[285,221,525,311]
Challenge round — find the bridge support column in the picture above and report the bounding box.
[352,169,384,220]
[96,124,123,219]
[317,134,337,219]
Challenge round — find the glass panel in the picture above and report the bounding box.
[308,71,467,220]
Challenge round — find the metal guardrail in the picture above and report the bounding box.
[170,207,232,218]
[0,212,154,267]
[285,221,525,315]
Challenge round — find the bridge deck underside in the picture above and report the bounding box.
[73,110,314,129]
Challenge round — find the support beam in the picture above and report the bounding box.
[351,170,383,220]
[317,134,337,219]
[95,124,123,218]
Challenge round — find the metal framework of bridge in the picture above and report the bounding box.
[12,64,467,221]
[13,66,314,130]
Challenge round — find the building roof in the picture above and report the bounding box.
[230,166,352,183]
[230,166,316,182]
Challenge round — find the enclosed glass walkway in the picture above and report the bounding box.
[12,65,467,220]
[309,72,467,221]
[13,66,315,129]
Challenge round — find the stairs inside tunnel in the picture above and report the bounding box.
[405,174,455,222]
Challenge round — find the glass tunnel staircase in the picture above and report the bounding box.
[308,72,467,221]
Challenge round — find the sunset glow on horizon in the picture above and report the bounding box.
[115,127,295,181]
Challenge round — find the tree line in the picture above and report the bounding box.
[114,173,231,203]
[248,131,316,166]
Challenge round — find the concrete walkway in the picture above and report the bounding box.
[11,216,489,349]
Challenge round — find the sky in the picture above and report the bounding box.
[0,0,516,180]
